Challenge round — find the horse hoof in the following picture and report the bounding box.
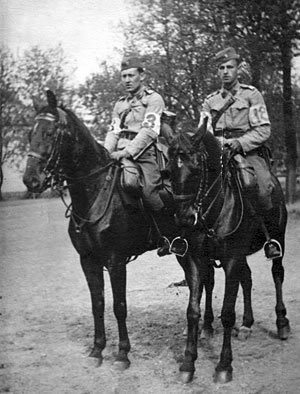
[237,326,252,341]
[89,347,103,360]
[200,327,214,340]
[213,370,233,384]
[180,371,194,384]
[278,324,291,340]
[113,359,130,371]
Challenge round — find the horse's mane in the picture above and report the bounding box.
[61,106,110,163]
[169,128,222,173]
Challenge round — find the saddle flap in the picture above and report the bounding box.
[213,170,244,238]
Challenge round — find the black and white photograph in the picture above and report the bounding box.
[1,1,300,393]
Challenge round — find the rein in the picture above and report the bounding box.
[29,110,117,231]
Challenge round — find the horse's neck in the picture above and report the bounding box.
[65,129,110,212]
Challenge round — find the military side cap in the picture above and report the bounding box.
[214,47,240,66]
[121,55,145,71]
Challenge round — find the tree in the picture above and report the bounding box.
[76,62,123,142]
[124,0,300,201]
[0,45,73,197]
[221,0,300,202]
[0,49,28,199]
[124,0,224,128]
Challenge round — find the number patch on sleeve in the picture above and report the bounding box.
[142,112,160,134]
[249,104,270,126]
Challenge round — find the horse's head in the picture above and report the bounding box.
[23,90,107,193]
[168,120,222,228]
[23,90,67,192]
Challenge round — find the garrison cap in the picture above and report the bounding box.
[121,55,145,71]
[214,47,240,66]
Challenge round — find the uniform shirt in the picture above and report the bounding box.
[109,85,165,136]
[201,81,271,153]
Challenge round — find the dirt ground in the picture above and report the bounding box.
[1,198,300,394]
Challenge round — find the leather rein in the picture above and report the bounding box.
[27,110,116,230]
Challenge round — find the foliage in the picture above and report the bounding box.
[0,45,74,196]
[75,62,123,142]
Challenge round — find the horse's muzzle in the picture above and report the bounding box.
[23,159,46,193]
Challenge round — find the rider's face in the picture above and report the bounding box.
[121,68,144,94]
[217,59,238,88]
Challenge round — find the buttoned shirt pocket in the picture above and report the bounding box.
[125,100,145,131]
[229,98,250,131]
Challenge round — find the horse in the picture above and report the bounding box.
[167,120,290,383]
[23,90,221,372]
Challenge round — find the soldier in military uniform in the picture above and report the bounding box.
[200,47,281,259]
[104,54,174,255]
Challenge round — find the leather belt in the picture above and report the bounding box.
[214,129,245,138]
[119,130,137,140]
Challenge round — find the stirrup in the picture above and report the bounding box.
[263,239,282,260]
[157,236,171,257]
[170,236,189,257]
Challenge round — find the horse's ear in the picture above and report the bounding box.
[46,90,57,108]
[193,117,208,146]
[32,96,44,112]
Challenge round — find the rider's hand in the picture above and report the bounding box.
[110,150,131,161]
[225,139,243,154]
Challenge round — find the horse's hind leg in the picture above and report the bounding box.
[272,256,290,339]
[80,254,106,365]
[266,207,290,339]
[108,254,131,370]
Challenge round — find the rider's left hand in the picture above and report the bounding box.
[225,139,243,154]
[110,150,131,161]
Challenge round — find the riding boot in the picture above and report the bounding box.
[259,210,282,260]
[151,206,176,257]
[244,191,283,260]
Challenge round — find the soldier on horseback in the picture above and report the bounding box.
[104,54,175,255]
[200,47,282,260]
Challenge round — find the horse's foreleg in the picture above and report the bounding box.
[272,257,290,339]
[108,256,131,370]
[214,258,240,384]
[178,254,202,383]
[201,262,214,338]
[237,258,254,340]
[80,254,106,365]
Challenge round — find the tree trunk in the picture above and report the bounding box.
[281,44,297,203]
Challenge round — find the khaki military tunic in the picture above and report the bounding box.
[107,86,164,156]
[201,81,273,211]
[201,82,271,153]
[104,85,166,211]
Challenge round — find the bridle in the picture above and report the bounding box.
[27,108,116,232]
[28,109,113,189]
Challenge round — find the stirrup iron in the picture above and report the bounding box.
[263,238,282,260]
[170,236,189,257]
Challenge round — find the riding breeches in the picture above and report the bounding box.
[134,146,165,211]
[245,152,274,212]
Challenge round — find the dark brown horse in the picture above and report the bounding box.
[167,120,290,383]
[23,90,220,373]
